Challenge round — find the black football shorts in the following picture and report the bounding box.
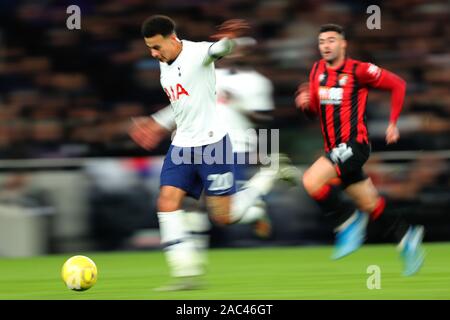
[325,140,371,189]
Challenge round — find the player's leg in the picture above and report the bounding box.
[232,154,271,238]
[183,195,211,268]
[344,178,425,276]
[243,153,300,196]
[156,186,204,290]
[197,135,271,226]
[304,142,370,260]
[205,172,286,228]
[302,156,355,220]
[200,162,267,227]
[199,135,298,229]
[222,152,299,227]
[157,185,185,211]
[302,156,338,197]
[155,146,205,291]
[203,152,300,238]
[239,199,270,238]
[203,164,277,227]
[343,177,382,220]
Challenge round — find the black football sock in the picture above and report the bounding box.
[311,184,356,227]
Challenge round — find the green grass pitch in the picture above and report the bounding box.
[0,243,449,300]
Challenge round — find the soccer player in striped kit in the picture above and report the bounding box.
[295,24,424,276]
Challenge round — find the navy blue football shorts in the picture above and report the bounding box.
[160,135,238,199]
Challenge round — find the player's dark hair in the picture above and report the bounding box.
[141,15,176,38]
[319,24,345,38]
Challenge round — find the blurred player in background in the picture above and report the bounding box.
[295,24,425,276]
[130,15,295,290]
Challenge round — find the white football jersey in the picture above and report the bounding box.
[159,40,226,147]
[215,68,274,153]
[153,67,275,153]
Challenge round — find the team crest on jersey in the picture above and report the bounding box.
[318,73,325,83]
[319,86,343,105]
[338,74,348,86]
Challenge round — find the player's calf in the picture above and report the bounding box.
[367,196,386,221]
[207,195,234,225]
[209,212,233,225]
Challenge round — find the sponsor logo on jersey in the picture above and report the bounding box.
[319,86,343,105]
[367,63,381,79]
[164,84,189,102]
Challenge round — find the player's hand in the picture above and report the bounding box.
[295,82,310,111]
[210,19,250,40]
[129,117,170,150]
[385,122,400,144]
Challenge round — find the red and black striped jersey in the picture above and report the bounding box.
[308,58,406,152]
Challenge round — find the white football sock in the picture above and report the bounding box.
[237,203,266,224]
[228,165,279,223]
[243,167,278,196]
[157,210,203,278]
[184,211,211,267]
[230,186,263,223]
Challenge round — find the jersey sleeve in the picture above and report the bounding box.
[308,62,320,116]
[356,62,407,124]
[202,38,235,66]
[355,62,383,86]
[151,105,176,131]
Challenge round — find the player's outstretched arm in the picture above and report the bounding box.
[203,19,250,66]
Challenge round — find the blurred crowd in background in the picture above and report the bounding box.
[0,0,449,254]
[1,0,449,158]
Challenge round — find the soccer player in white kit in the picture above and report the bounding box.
[131,15,293,290]
[133,62,278,282]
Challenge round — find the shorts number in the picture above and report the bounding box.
[207,172,234,191]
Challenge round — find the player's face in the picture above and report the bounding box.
[318,31,346,63]
[144,34,180,63]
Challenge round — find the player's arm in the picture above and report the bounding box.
[203,38,235,66]
[151,105,177,131]
[129,105,175,150]
[203,19,250,66]
[246,110,273,124]
[295,63,320,119]
[357,63,407,144]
